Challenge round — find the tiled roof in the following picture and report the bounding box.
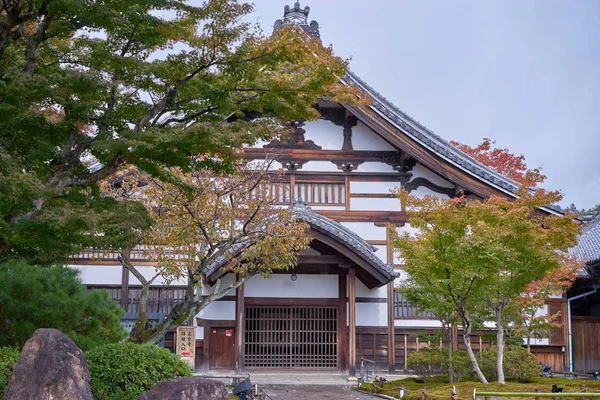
[570,213,600,266]
[291,201,398,280]
[343,71,563,215]
[205,201,398,282]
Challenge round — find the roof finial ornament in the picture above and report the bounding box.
[273,1,321,40]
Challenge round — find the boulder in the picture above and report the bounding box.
[136,377,229,400]
[4,328,93,400]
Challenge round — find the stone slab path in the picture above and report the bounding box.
[261,386,383,400]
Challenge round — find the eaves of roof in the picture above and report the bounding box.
[343,71,563,216]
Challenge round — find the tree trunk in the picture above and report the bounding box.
[128,283,150,343]
[448,325,455,383]
[527,335,531,353]
[496,308,506,384]
[463,322,488,383]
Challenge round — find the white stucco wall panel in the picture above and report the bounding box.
[350,197,401,211]
[340,222,387,241]
[395,319,443,328]
[244,274,338,298]
[410,186,451,199]
[128,266,187,286]
[301,161,343,172]
[73,264,122,285]
[197,301,236,321]
[349,181,399,194]
[303,119,343,150]
[411,163,454,188]
[202,273,237,296]
[356,303,388,326]
[352,122,396,151]
[357,162,397,173]
[355,279,387,298]
[372,245,388,262]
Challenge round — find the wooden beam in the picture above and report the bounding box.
[348,266,356,376]
[315,210,407,223]
[244,297,338,307]
[338,273,348,371]
[387,282,396,373]
[297,255,347,264]
[244,148,399,163]
[235,281,245,373]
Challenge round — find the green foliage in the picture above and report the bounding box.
[0,347,20,399]
[0,0,362,263]
[407,347,473,383]
[0,260,127,350]
[407,347,447,383]
[480,346,541,383]
[86,342,192,400]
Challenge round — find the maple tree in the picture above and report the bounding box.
[450,138,546,187]
[392,188,581,383]
[107,162,310,344]
[0,0,363,263]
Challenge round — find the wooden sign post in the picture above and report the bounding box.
[176,326,195,370]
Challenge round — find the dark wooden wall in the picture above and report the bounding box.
[572,316,600,373]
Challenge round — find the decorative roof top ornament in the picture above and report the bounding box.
[273,1,321,40]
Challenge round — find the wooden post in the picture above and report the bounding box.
[387,282,395,373]
[349,266,356,376]
[404,334,408,370]
[338,273,348,371]
[235,281,245,373]
[535,388,540,400]
[422,387,428,400]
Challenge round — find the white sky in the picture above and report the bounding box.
[246,0,600,209]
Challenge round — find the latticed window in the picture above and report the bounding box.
[394,292,435,319]
[127,287,186,314]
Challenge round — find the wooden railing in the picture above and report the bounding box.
[294,182,345,206]
[88,286,185,314]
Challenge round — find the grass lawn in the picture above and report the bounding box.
[359,377,600,400]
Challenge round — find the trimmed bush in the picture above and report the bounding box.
[480,345,541,382]
[86,342,192,400]
[407,347,447,383]
[0,347,20,399]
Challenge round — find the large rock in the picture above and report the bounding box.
[136,377,229,400]
[4,328,93,400]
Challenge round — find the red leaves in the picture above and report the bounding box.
[450,138,546,187]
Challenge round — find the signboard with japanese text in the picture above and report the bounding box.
[176,326,195,369]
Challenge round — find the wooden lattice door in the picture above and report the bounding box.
[245,306,338,369]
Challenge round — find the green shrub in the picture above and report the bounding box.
[86,342,191,400]
[407,347,447,383]
[0,347,20,399]
[446,350,475,382]
[480,345,540,382]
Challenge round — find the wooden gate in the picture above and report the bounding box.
[209,327,235,369]
[245,306,338,369]
[572,316,600,373]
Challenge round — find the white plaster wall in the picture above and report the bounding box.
[410,186,451,199]
[196,301,236,321]
[411,163,454,188]
[128,266,187,286]
[340,222,387,241]
[395,319,443,328]
[529,338,550,345]
[303,119,343,150]
[356,303,388,326]
[357,162,397,173]
[350,197,401,211]
[349,181,399,194]
[244,274,338,298]
[301,161,343,172]
[355,279,387,298]
[352,121,396,151]
[73,265,122,285]
[309,205,346,210]
[372,245,388,262]
[202,273,237,296]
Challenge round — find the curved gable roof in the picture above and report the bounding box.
[570,214,600,266]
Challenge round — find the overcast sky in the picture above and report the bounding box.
[246,0,600,209]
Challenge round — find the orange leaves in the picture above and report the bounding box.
[450,138,547,187]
